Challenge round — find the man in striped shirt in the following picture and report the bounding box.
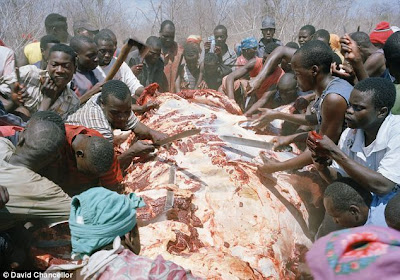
[66,80,168,169]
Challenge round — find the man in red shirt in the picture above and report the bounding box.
[58,124,122,195]
[0,111,122,196]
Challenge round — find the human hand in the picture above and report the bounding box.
[252,108,278,129]
[247,78,261,96]
[145,101,159,111]
[257,153,280,174]
[0,185,9,208]
[131,64,143,76]
[10,82,27,106]
[41,77,59,100]
[214,46,222,56]
[331,62,355,84]
[149,129,169,144]
[272,135,292,151]
[204,41,211,53]
[197,80,208,90]
[340,34,362,64]
[306,132,338,159]
[128,140,155,156]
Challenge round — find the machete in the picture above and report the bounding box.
[154,128,201,147]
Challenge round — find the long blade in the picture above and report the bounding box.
[155,128,201,147]
[221,135,274,150]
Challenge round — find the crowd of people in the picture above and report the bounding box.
[1,11,400,278]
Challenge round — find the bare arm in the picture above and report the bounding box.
[175,74,181,93]
[195,62,205,89]
[245,87,276,116]
[308,136,396,195]
[226,58,257,99]
[258,92,348,173]
[318,93,348,143]
[249,46,296,93]
[364,53,386,77]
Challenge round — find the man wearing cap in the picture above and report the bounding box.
[258,16,282,58]
[73,20,99,40]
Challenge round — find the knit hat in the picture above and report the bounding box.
[69,187,145,257]
[370,21,393,45]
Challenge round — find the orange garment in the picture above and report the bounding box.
[236,55,248,68]
[249,57,284,99]
[162,42,184,92]
[0,126,23,137]
[62,125,123,192]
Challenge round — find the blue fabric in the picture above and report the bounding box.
[312,77,353,126]
[241,37,258,50]
[366,187,399,227]
[69,187,145,257]
[0,100,26,126]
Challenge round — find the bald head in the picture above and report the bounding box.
[278,73,297,88]
[17,120,65,168]
[277,73,299,104]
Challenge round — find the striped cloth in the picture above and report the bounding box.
[66,93,138,143]
[0,65,79,120]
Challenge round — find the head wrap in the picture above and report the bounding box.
[240,37,258,50]
[186,35,202,45]
[370,21,394,45]
[306,225,400,280]
[330,34,341,52]
[69,187,145,257]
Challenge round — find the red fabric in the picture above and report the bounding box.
[0,126,23,137]
[370,21,393,45]
[0,39,5,46]
[62,125,123,190]
[163,42,184,92]
[236,55,248,67]
[375,21,391,30]
[249,57,284,99]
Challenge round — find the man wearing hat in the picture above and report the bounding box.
[258,16,282,58]
[73,20,99,40]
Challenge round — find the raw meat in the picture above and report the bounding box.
[121,87,325,279]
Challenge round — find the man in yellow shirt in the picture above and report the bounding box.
[21,13,70,65]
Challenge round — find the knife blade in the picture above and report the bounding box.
[221,135,275,150]
[154,128,201,147]
[164,165,176,212]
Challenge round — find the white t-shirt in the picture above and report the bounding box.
[332,114,400,227]
[0,46,15,77]
[332,114,400,185]
[94,58,143,97]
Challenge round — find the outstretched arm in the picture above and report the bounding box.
[308,135,396,195]
[244,87,277,116]
[248,46,296,93]
[225,58,257,99]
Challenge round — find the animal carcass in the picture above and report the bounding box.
[120,86,324,279]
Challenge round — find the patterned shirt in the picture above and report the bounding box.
[0,65,80,120]
[65,93,139,142]
[221,47,237,70]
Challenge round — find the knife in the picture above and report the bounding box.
[154,128,201,147]
[221,135,275,150]
[164,165,176,212]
